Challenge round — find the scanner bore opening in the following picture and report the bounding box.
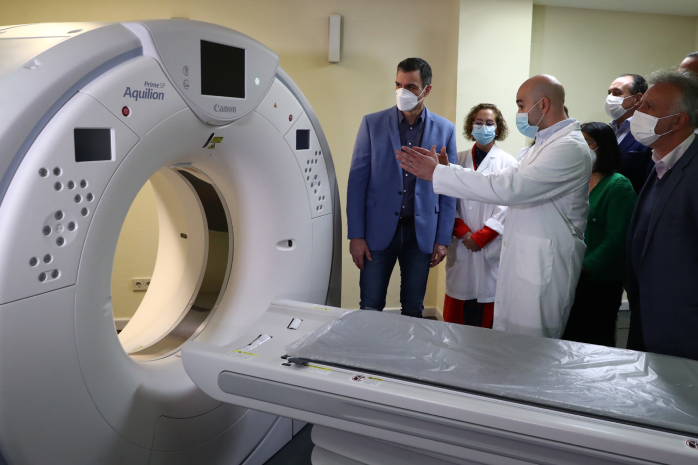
[112,167,233,361]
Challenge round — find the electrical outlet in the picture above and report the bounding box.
[132,278,151,291]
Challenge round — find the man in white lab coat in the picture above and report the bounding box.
[396,75,592,338]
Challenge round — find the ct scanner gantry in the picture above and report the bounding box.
[0,20,340,465]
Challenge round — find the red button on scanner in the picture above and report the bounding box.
[122,106,130,117]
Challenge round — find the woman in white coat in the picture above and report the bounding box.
[444,104,517,327]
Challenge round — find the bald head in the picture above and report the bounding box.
[521,75,566,109]
[680,54,698,75]
[516,74,568,131]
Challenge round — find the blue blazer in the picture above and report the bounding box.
[346,106,457,254]
[626,136,698,360]
[617,132,654,195]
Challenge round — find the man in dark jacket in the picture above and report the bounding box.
[605,74,654,194]
[626,69,698,360]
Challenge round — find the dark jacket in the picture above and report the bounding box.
[626,136,698,360]
[617,131,654,195]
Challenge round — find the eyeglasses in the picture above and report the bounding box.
[473,120,496,128]
[585,140,598,147]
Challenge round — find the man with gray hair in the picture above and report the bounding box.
[626,68,698,361]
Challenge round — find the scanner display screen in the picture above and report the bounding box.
[201,40,245,99]
[74,128,112,162]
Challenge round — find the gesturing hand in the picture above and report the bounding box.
[396,145,447,181]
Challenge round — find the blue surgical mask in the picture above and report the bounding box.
[516,99,545,138]
[471,125,496,145]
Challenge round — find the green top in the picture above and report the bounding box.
[583,172,637,281]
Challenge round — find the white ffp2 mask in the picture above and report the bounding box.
[396,87,427,112]
[630,110,679,146]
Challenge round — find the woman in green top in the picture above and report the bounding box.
[562,122,637,347]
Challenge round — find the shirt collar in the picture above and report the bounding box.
[535,118,576,146]
[397,106,426,124]
[652,132,695,172]
[610,116,632,134]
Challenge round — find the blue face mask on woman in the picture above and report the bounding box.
[471,125,496,145]
[516,99,544,138]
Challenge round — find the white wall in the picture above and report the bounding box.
[530,5,698,125]
[456,0,534,156]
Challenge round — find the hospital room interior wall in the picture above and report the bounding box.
[529,5,698,126]
[0,0,460,315]
[456,0,533,157]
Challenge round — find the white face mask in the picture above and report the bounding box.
[605,94,636,120]
[629,110,679,146]
[396,87,427,112]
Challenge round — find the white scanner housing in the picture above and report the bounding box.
[0,20,340,465]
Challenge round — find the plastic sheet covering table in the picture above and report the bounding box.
[286,310,698,436]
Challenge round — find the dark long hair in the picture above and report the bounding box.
[581,122,620,174]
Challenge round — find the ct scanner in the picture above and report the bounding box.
[0,20,341,464]
[4,19,698,465]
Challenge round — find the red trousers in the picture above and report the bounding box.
[443,294,493,329]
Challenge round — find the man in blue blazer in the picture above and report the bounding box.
[605,74,654,194]
[346,58,457,317]
[626,69,698,360]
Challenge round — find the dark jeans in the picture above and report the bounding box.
[359,222,432,318]
[562,275,623,347]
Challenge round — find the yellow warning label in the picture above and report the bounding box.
[274,103,277,108]
[311,306,332,311]
[233,350,258,356]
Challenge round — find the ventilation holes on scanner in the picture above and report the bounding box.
[43,226,51,236]
[74,194,82,203]
[55,211,64,220]
[43,254,52,264]
[54,182,63,191]
[38,272,46,282]
[53,167,62,176]
[67,181,75,189]
[51,270,59,279]
[81,208,89,217]
[38,168,48,177]
[67,222,76,232]
[79,179,87,188]
[86,193,94,202]
[56,237,65,247]
[29,257,38,267]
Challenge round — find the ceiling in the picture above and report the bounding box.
[535,0,698,17]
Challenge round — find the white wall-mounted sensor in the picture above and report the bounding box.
[329,15,341,63]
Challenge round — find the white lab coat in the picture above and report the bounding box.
[445,145,517,303]
[434,122,592,338]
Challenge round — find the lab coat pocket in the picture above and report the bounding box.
[515,232,553,286]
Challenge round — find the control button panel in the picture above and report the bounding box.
[0,92,139,305]
[284,112,331,219]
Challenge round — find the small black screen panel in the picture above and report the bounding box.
[74,128,112,163]
[296,130,310,150]
[201,40,245,99]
